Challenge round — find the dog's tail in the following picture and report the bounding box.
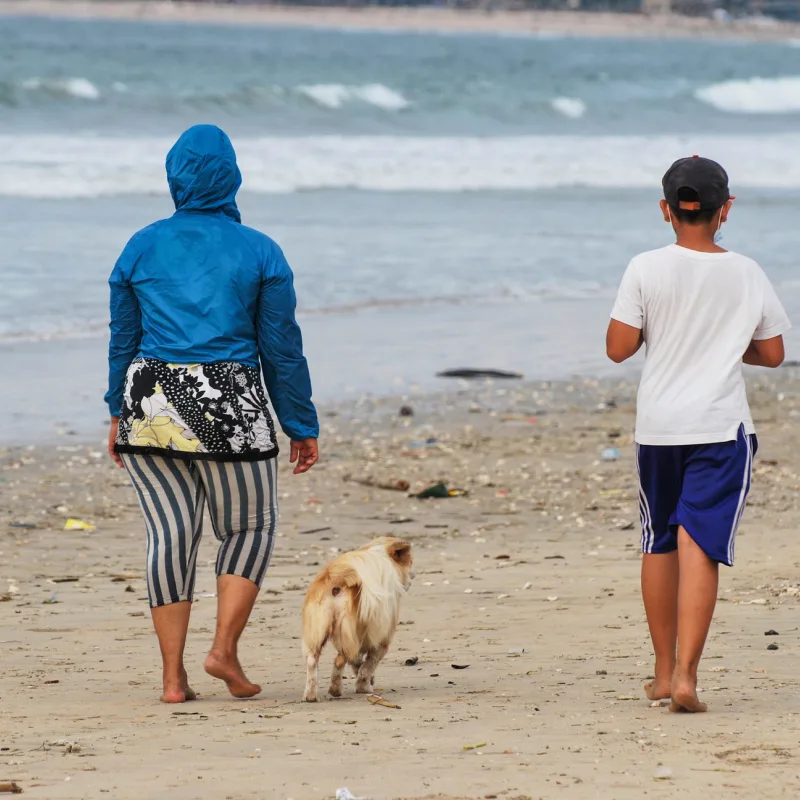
[302,564,362,664]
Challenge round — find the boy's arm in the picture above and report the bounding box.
[743,336,784,368]
[745,268,791,368]
[607,259,644,363]
[606,319,644,363]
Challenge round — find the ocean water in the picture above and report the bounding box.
[1,16,800,441]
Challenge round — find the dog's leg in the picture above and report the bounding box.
[303,649,321,702]
[355,643,389,694]
[329,653,347,698]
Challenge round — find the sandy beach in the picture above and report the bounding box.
[2,373,800,799]
[3,0,800,41]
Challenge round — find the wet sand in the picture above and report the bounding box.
[2,0,800,42]
[2,373,800,798]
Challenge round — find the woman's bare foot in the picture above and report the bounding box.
[669,671,707,713]
[644,680,672,702]
[204,650,261,698]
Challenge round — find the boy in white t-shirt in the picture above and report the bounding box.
[607,156,790,713]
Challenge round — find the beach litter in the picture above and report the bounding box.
[64,519,95,532]
[398,405,414,417]
[404,656,419,666]
[653,766,673,781]
[0,782,23,795]
[600,448,619,462]
[414,483,467,499]
[462,742,487,751]
[336,789,368,800]
[451,663,470,670]
[345,475,409,492]
[367,695,400,709]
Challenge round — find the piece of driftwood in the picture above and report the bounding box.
[436,368,523,380]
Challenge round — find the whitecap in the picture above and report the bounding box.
[351,84,409,111]
[63,77,100,100]
[695,76,800,114]
[296,83,409,111]
[551,96,586,119]
[20,76,100,100]
[296,83,350,109]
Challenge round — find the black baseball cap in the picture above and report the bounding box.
[662,156,731,211]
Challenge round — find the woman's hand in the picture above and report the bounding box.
[290,438,318,475]
[108,417,124,469]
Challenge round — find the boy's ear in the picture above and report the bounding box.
[720,199,733,224]
[659,199,672,224]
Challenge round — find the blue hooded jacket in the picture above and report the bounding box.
[105,124,318,442]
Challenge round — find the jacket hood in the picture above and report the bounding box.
[166,125,242,222]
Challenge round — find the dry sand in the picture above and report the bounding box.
[2,0,800,42]
[2,373,800,798]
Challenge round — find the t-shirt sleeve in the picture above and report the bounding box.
[610,260,643,329]
[754,269,791,341]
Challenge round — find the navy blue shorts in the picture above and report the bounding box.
[636,426,757,567]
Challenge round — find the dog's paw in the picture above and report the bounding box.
[328,685,342,698]
[302,692,319,703]
[354,681,372,694]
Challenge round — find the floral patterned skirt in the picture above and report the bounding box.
[115,359,278,462]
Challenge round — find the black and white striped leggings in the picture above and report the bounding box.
[122,454,278,608]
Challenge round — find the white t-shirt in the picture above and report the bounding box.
[611,244,791,446]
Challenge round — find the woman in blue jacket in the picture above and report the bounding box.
[105,125,319,703]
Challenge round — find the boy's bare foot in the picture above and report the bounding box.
[205,650,261,698]
[644,680,672,702]
[669,671,707,713]
[160,669,197,703]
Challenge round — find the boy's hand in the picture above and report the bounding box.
[290,438,319,474]
[606,319,644,363]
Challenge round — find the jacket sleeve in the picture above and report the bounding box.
[257,245,319,441]
[104,243,143,417]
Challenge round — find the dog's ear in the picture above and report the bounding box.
[387,539,412,566]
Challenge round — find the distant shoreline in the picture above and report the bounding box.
[2,0,800,41]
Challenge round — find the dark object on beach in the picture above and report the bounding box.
[346,475,410,492]
[389,517,414,525]
[544,555,565,560]
[9,522,35,529]
[414,483,467,499]
[596,670,608,676]
[125,585,136,593]
[437,368,523,380]
[0,783,23,795]
[765,629,779,636]
[299,526,333,535]
[399,405,414,417]
[52,576,80,584]
[767,643,779,651]
[404,656,419,666]
[451,664,470,670]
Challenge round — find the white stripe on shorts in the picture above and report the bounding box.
[727,434,753,567]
